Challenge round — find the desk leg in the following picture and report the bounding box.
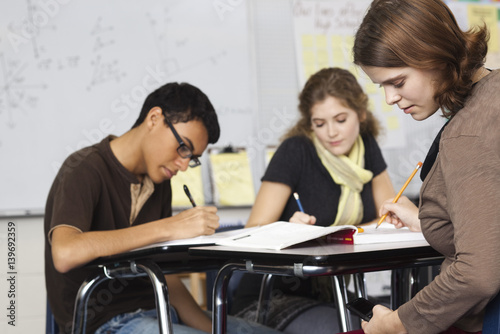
[213,263,245,334]
[72,273,109,334]
[391,269,403,309]
[391,267,421,309]
[256,274,275,325]
[135,260,173,334]
[407,267,420,299]
[353,273,367,298]
[331,275,351,332]
[72,261,173,334]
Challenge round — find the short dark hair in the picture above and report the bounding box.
[132,82,220,144]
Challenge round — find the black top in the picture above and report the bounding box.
[263,134,387,226]
[231,134,388,316]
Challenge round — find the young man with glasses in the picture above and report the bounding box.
[44,82,280,334]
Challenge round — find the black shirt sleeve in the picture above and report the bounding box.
[262,136,315,187]
[363,133,387,177]
[260,134,387,226]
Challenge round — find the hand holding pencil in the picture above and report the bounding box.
[376,162,422,229]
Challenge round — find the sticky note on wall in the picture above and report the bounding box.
[171,166,205,207]
[209,151,255,206]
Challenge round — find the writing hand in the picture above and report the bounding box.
[163,206,220,240]
[378,196,421,232]
[289,211,317,225]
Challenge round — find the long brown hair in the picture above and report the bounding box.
[353,0,489,117]
[283,67,380,141]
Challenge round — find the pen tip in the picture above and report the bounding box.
[293,192,299,200]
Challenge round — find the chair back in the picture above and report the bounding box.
[483,292,500,334]
[46,300,59,334]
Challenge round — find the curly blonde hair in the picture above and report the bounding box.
[283,67,380,141]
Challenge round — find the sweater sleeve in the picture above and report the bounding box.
[398,135,500,333]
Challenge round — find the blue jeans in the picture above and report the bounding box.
[95,308,281,334]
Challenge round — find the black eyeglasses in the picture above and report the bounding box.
[164,117,201,168]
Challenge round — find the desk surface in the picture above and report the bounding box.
[88,239,443,275]
[88,244,227,272]
[189,240,443,274]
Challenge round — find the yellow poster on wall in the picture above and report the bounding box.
[171,166,205,208]
[468,4,499,51]
[209,150,255,206]
[292,0,405,149]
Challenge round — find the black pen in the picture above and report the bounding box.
[183,184,197,207]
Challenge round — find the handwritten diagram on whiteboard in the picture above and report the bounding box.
[291,0,407,150]
[0,0,252,213]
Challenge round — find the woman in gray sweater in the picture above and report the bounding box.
[352,0,500,333]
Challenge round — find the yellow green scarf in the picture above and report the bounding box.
[312,133,373,226]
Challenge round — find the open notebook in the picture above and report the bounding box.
[132,228,247,251]
[215,221,426,250]
[135,221,426,251]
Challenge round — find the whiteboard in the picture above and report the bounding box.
[1,0,495,214]
[0,0,254,213]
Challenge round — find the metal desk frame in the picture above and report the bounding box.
[190,240,444,334]
[71,245,225,334]
[70,240,443,334]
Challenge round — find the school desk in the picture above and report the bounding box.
[71,244,226,334]
[189,240,444,334]
[71,239,443,334]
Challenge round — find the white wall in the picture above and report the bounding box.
[0,216,46,333]
[0,208,252,333]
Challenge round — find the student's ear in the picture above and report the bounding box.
[146,107,163,129]
[359,110,367,122]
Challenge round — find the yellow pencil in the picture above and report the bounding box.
[376,162,423,229]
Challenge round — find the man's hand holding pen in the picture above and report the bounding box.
[167,206,220,239]
[160,184,220,239]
